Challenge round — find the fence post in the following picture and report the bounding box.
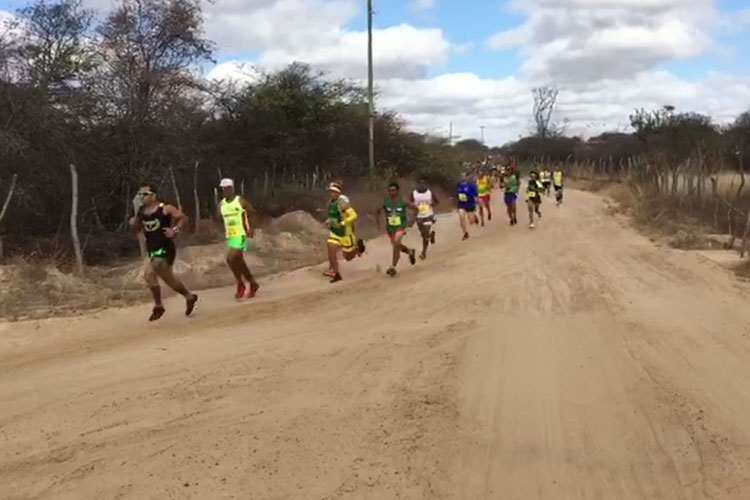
[69,164,84,276]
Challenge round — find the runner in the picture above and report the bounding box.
[129,183,198,321]
[456,172,478,240]
[553,166,564,206]
[503,166,520,226]
[541,169,552,196]
[477,168,493,226]
[526,170,544,229]
[410,177,439,260]
[218,178,259,299]
[322,180,363,278]
[326,182,365,283]
[377,182,417,277]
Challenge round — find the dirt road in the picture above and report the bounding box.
[3,189,750,500]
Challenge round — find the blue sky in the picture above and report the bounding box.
[2,0,750,144]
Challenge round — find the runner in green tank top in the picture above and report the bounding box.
[376,182,417,277]
[218,178,260,299]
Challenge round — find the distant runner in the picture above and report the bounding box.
[218,178,259,299]
[456,172,478,240]
[130,183,198,321]
[326,182,365,283]
[503,166,520,226]
[526,170,544,229]
[377,182,417,277]
[553,166,564,206]
[410,177,439,260]
[541,170,552,196]
[477,169,493,226]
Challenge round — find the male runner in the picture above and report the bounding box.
[553,166,564,205]
[218,178,259,299]
[377,182,417,277]
[456,172,478,240]
[526,170,544,228]
[541,170,552,196]
[503,167,519,225]
[477,168,493,225]
[130,183,198,321]
[410,177,439,260]
[326,182,365,283]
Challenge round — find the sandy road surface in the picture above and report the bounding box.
[3,190,750,500]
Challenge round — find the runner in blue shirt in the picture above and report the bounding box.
[456,172,478,240]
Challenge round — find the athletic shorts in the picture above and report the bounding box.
[328,232,356,252]
[417,216,435,230]
[479,194,491,205]
[542,181,551,187]
[527,196,541,205]
[149,245,176,266]
[554,185,562,191]
[388,228,406,240]
[458,206,476,214]
[227,234,249,251]
[504,192,517,205]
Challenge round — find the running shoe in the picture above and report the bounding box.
[185,294,198,316]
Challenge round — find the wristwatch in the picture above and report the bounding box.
[172,227,180,234]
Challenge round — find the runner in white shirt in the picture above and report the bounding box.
[410,177,440,260]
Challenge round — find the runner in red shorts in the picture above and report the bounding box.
[476,168,493,226]
[376,182,417,277]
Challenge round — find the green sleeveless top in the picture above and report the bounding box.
[328,200,345,237]
[220,196,247,239]
[384,196,407,232]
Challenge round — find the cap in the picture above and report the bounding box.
[219,178,234,188]
[328,182,342,193]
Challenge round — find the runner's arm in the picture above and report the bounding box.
[129,214,141,231]
[375,205,383,229]
[163,205,189,236]
[240,197,256,214]
[405,200,418,225]
[341,206,357,224]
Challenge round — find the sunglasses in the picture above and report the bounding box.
[138,191,154,197]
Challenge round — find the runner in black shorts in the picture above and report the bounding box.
[130,183,198,321]
[410,177,439,260]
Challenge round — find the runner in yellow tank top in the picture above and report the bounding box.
[219,178,260,299]
[477,169,493,226]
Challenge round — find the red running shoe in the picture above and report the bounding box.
[235,282,246,299]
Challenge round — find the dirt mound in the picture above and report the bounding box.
[269,210,327,238]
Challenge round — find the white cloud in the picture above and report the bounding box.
[257,24,449,80]
[207,61,262,83]
[487,0,717,84]
[376,71,750,145]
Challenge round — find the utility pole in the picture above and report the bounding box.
[367,0,375,176]
[449,121,453,146]
[480,126,485,145]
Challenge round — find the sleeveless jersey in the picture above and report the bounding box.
[412,189,434,218]
[220,196,248,239]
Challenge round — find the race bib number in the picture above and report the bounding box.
[387,215,402,226]
[458,193,468,202]
[226,225,242,237]
[418,203,431,215]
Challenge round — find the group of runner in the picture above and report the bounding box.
[130,163,564,320]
